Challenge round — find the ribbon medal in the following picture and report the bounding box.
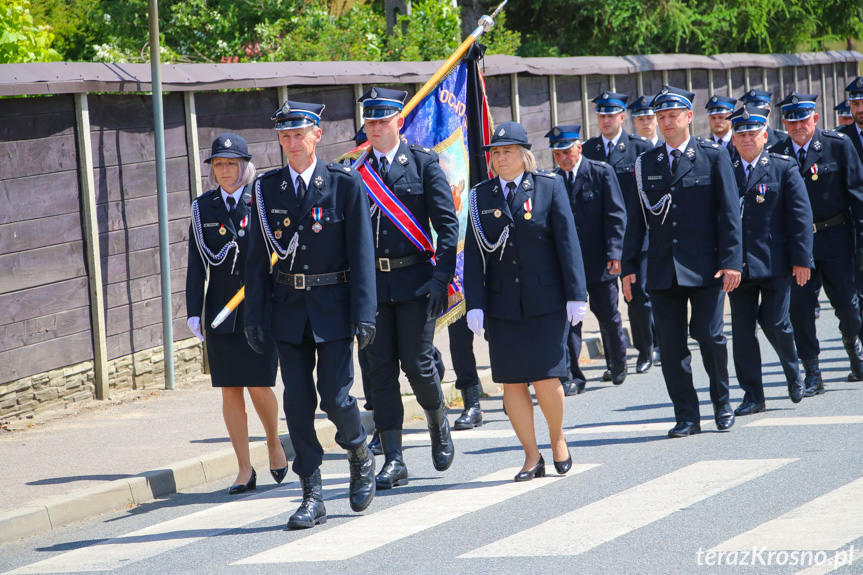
[523,198,533,220]
[238,215,248,237]
[493,209,502,218]
[756,183,767,203]
[811,164,819,181]
[312,207,323,233]
[218,225,226,236]
[274,229,282,239]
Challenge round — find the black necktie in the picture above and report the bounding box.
[226,196,236,213]
[566,170,574,192]
[380,157,389,177]
[295,176,306,205]
[506,182,517,209]
[797,148,806,167]
[745,164,752,182]
[607,141,614,160]
[670,149,682,175]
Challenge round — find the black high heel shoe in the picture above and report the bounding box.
[514,456,545,482]
[229,468,257,494]
[554,449,572,475]
[270,440,289,484]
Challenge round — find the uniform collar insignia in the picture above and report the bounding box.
[734,159,740,167]
[813,140,822,151]
[656,152,664,163]
[619,142,626,151]
[280,180,288,190]
[224,138,232,148]
[398,154,408,165]
[760,155,769,165]
[784,147,790,154]
[314,175,324,188]
[596,142,602,150]
[685,147,696,159]
[523,179,531,189]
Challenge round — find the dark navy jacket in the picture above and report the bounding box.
[838,122,863,163]
[366,141,458,303]
[244,158,376,344]
[464,171,587,321]
[186,186,252,335]
[622,137,743,290]
[769,128,863,260]
[766,125,788,149]
[582,130,653,207]
[555,159,626,284]
[733,150,814,279]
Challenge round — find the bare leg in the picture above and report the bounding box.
[503,383,541,472]
[222,387,253,485]
[532,378,569,462]
[247,387,287,470]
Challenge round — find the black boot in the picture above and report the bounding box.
[375,430,409,489]
[287,469,326,529]
[367,429,383,456]
[801,356,824,397]
[346,442,376,512]
[425,404,455,471]
[454,385,483,430]
[842,336,863,381]
[611,361,628,385]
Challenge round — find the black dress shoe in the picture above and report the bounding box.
[601,370,612,382]
[651,347,661,365]
[576,380,586,394]
[270,440,289,484]
[788,374,804,404]
[514,456,546,482]
[611,361,627,385]
[375,430,409,489]
[668,421,701,438]
[561,380,580,396]
[734,399,766,416]
[636,349,653,374]
[229,469,257,494]
[368,429,383,456]
[715,404,735,431]
[553,449,572,474]
[347,443,376,512]
[287,469,326,529]
[454,385,483,429]
[425,406,454,471]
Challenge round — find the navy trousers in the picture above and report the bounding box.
[650,282,730,423]
[566,279,628,385]
[448,315,480,390]
[627,249,657,357]
[276,321,366,476]
[729,275,799,404]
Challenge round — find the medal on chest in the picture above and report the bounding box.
[755,183,766,203]
[219,224,226,235]
[312,207,323,233]
[523,198,533,220]
[810,164,819,181]
[238,215,248,237]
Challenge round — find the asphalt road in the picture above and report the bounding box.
[1,302,862,575]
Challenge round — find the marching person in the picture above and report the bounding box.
[185,133,287,495]
[628,96,661,147]
[357,87,459,489]
[835,100,853,129]
[547,124,628,393]
[583,90,658,376]
[449,315,485,429]
[464,121,587,481]
[244,100,377,529]
[704,95,738,162]
[738,89,787,148]
[726,106,813,415]
[622,86,742,438]
[838,80,863,344]
[770,92,863,393]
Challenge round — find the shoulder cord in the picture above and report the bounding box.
[635,155,672,226]
[255,179,299,272]
[369,203,382,248]
[191,198,240,275]
[469,188,509,276]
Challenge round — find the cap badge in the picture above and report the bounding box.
[498,127,506,136]
[742,110,750,120]
[857,78,863,88]
[553,127,561,136]
[224,138,232,148]
[750,89,756,97]
[659,87,668,96]
[602,91,609,99]
[711,96,717,103]
[370,87,378,99]
[397,154,408,165]
[792,96,799,105]
[314,175,324,188]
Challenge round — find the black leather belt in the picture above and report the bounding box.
[813,211,849,233]
[375,252,432,272]
[277,270,349,289]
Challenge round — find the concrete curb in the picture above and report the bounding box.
[0,331,614,544]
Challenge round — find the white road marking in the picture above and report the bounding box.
[461,459,794,558]
[744,415,863,427]
[235,465,598,564]
[402,429,516,443]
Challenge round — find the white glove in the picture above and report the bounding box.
[566,301,587,326]
[187,316,204,341]
[466,309,485,337]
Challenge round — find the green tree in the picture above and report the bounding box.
[0,0,62,63]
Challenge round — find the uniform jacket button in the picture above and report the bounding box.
[301,245,307,250]
[303,264,309,270]
[515,278,519,283]
[299,225,304,231]
[672,239,678,244]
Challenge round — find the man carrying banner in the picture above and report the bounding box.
[244,100,377,529]
[358,87,459,489]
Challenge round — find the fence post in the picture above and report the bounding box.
[726,69,733,97]
[581,75,590,140]
[744,67,751,92]
[820,64,828,129]
[510,73,520,123]
[637,71,644,97]
[548,75,558,127]
[74,93,109,401]
[686,69,693,92]
[279,86,289,167]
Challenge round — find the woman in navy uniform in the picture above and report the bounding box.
[726,106,813,415]
[464,121,587,481]
[185,133,286,494]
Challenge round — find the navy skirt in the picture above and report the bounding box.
[205,330,278,388]
[487,309,569,384]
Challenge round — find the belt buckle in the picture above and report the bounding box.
[378,257,391,272]
[293,274,306,289]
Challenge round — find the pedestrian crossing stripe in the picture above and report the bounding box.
[743,415,863,427]
[402,429,516,442]
[234,466,594,564]
[460,459,795,559]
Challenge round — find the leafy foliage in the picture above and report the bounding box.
[0,0,62,63]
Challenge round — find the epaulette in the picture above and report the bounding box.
[257,167,280,180]
[410,144,434,155]
[823,130,846,140]
[533,170,557,179]
[327,162,353,173]
[769,152,794,162]
[197,188,218,200]
[697,138,721,149]
[634,134,649,142]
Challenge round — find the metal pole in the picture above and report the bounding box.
[148,0,175,390]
